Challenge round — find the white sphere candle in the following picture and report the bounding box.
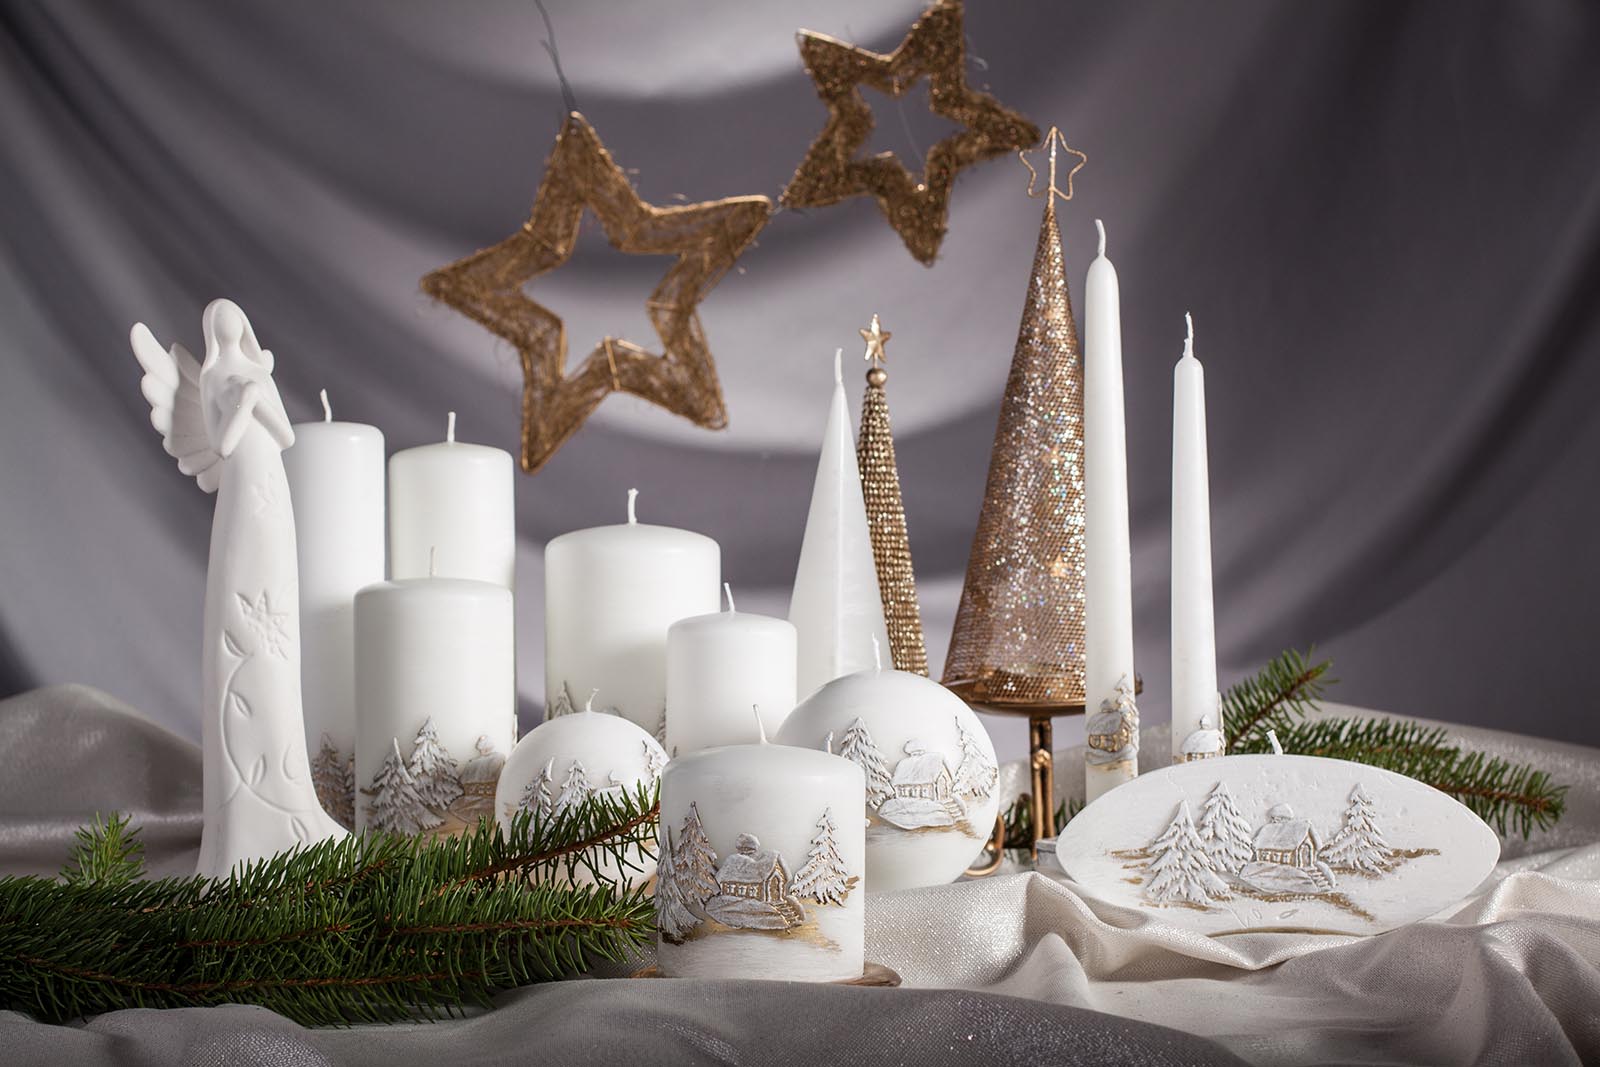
[1171,314,1218,764]
[657,732,864,981]
[495,704,667,886]
[776,659,999,891]
[388,412,515,588]
[283,389,385,827]
[544,489,719,737]
[666,584,798,756]
[354,575,515,837]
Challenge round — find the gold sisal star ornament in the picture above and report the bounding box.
[780,0,1040,265]
[422,112,772,474]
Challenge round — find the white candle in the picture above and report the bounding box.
[353,575,515,837]
[544,490,720,738]
[1083,222,1138,803]
[1171,313,1218,764]
[388,412,515,588]
[656,730,865,981]
[666,584,798,756]
[283,389,385,825]
[789,349,890,700]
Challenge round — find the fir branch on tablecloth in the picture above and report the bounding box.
[1002,796,1082,851]
[0,787,659,1027]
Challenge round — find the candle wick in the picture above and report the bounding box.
[723,582,736,613]
[752,704,768,744]
[428,546,437,578]
[1095,218,1106,257]
[319,388,332,422]
[1267,729,1284,756]
[627,487,639,524]
[832,347,843,386]
[1183,312,1195,359]
[446,410,457,443]
[585,689,599,714]
[871,634,883,673]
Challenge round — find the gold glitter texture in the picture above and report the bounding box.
[942,192,1087,709]
[422,112,771,474]
[856,315,929,676]
[780,0,1040,266]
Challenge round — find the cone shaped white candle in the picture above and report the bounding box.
[1083,222,1138,802]
[790,349,890,700]
[1171,313,1218,763]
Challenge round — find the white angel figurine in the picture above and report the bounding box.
[132,299,346,879]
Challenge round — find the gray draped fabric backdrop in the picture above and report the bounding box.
[2,1,1598,764]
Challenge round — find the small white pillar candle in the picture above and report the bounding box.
[1083,222,1139,802]
[656,729,865,981]
[666,584,798,756]
[353,575,515,837]
[388,412,515,588]
[282,389,385,825]
[544,490,720,737]
[1171,313,1218,763]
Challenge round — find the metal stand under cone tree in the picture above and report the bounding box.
[942,132,1089,854]
[856,315,929,676]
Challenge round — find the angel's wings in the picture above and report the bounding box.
[130,323,222,493]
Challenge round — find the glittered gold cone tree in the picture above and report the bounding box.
[942,131,1088,844]
[856,315,929,675]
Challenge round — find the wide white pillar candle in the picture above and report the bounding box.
[666,584,798,756]
[388,412,515,588]
[354,576,515,837]
[1083,223,1139,803]
[656,737,865,981]
[789,349,890,700]
[544,490,719,738]
[283,390,385,827]
[1171,313,1218,763]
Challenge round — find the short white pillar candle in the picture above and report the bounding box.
[544,489,719,737]
[666,584,798,756]
[656,733,865,981]
[353,574,515,837]
[283,389,385,826]
[388,412,515,588]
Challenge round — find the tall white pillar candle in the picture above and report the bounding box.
[544,490,720,738]
[656,735,865,981]
[666,584,798,756]
[1083,222,1139,803]
[1170,313,1218,763]
[283,389,385,826]
[388,412,515,588]
[789,349,890,700]
[354,576,515,837]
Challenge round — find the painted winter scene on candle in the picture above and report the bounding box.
[1055,754,1501,936]
[655,803,858,957]
[832,716,997,841]
[360,718,506,839]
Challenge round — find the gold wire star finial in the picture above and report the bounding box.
[1019,126,1088,204]
[860,314,892,367]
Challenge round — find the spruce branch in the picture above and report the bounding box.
[1224,647,1333,752]
[60,812,145,887]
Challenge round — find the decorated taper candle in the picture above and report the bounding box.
[790,348,890,700]
[656,710,865,981]
[353,570,514,837]
[1170,313,1218,764]
[666,583,798,756]
[1083,221,1138,802]
[283,389,385,828]
[544,489,720,737]
[388,412,515,588]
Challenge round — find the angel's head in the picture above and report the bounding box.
[200,299,273,380]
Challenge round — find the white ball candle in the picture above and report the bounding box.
[657,733,864,981]
[495,706,667,886]
[666,584,798,756]
[1171,314,1218,764]
[544,489,719,737]
[354,575,515,837]
[776,660,999,891]
[388,412,515,588]
[283,389,385,827]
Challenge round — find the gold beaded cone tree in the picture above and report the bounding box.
[856,315,929,675]
[942,137,1088,712]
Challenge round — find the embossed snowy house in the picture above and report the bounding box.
[1085,691,1137,764]
[891,742,955,802]
[457,735,505,814]
[1178,712,1225,763]
[717,834,787,901]
[1251,803,1322,868]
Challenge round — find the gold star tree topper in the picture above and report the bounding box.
[423,112,771,474]
[781,0,1040,265]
